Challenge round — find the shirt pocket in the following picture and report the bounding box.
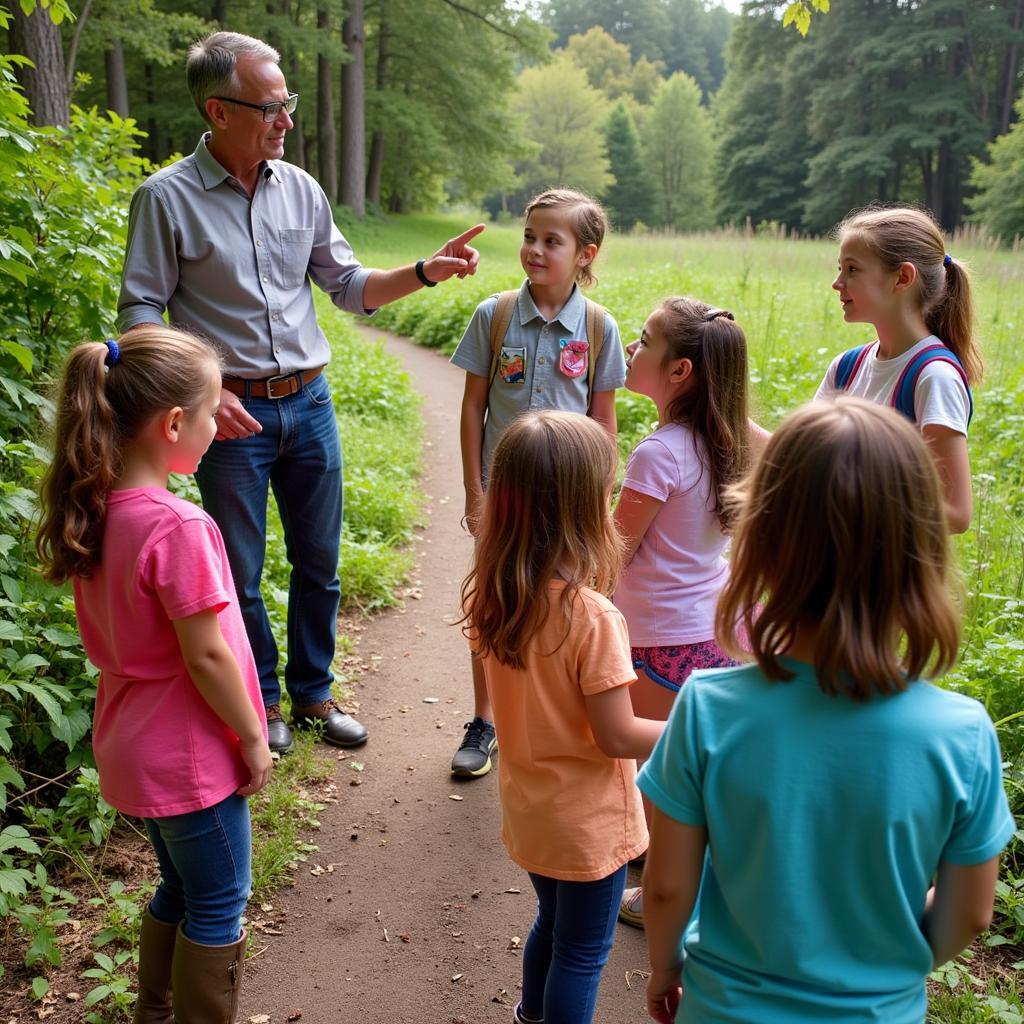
[279,228,314,288]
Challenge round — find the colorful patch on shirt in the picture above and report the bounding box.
[559,339,588,379]
[500,346,526,384]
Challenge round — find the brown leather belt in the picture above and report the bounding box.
[222,367,323,400]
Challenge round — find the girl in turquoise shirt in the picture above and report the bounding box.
[639,398,1013,1024]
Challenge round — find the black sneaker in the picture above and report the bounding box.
[450,716,497,777]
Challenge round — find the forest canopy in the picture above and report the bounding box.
[4,0,1024,236]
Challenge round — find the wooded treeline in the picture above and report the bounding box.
[4,0,1024,237]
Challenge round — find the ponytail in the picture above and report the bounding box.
[927,258,983,386]
[36,344,120,583]
[36,326,220,583]
[660,298,752,530]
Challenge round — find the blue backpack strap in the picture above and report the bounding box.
[891,343,974,427]
[833,344,872,391]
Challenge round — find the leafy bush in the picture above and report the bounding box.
[0,38,422,1009]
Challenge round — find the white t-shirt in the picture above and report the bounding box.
[612,423,729,647]
[815,335,970,436]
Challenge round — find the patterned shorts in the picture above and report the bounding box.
[631,640,736,693]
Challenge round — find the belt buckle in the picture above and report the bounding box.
[265,372,298,400]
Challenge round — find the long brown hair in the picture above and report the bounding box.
[835,205,982,385]
[461,411,622,669]
[524,188,608,289]
[715,398,961,699]
[658,297,751,530]
[36,326,221,584]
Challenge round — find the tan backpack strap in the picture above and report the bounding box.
[584,299,606,408]
[488,291,520,387]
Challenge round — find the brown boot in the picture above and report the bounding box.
[171,925,247,1023]
[133,908,178,1023]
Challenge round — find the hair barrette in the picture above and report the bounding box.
[943,254,953,268]
[104,339,121,367]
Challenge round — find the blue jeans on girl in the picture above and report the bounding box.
[521,865,628,1024]
[195,372,343,710]
[145,793,251,946]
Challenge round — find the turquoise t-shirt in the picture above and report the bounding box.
[637,658,1015,1024]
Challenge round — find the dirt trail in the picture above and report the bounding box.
[239,325,650,1024]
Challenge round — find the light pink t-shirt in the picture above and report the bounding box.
[73,488,266,818]
[613,423,729,647]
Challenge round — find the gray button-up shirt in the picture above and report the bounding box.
[117,134,374,377]
[450,280,626,474]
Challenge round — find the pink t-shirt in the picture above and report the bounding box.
[613,423,729,647]
[73,488,266,818]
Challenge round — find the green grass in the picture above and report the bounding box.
[345,211,1024,1021]
[249,732,335,900]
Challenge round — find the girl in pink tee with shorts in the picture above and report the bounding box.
[37,326,272,1024]
[613,297,758,928]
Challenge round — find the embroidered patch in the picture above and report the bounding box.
[500,346,526,384]
[559,339,588,378]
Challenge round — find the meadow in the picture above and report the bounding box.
[345,212,1024,1022]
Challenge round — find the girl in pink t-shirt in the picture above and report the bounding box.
[37,326,272,1024]
[613,297,755,928]
[462,410,664,1024]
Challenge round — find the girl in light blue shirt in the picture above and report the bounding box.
[640,397,1014,1024]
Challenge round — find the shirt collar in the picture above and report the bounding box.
[193,132,279,191]
[515,280,585,334]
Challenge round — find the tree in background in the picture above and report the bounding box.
[363,0,544,212]
[61,0,211,122]
[514,53,613,196]
[545,0,671,64]
[711,7,811,230]
[565,24,634,98]
[10,4,69,125]
[602,100,654,229]
[544,0,733,96]
[643,72,714,230]
[968,89,1024,242]
[712,0,1024,233]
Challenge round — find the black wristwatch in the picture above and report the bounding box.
[415,259,437,287]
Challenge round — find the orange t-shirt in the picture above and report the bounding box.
[481,583,647,881]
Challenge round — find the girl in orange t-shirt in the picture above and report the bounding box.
[462,410,664,1024]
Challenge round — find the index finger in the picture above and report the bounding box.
[449,223,486,248]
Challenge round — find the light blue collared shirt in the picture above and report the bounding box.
[450,280,626,473]
[117,134,374,377]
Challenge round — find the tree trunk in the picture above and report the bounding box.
[144,62,161,162]
[286,54,306,169]
[317,5,338,205]
[105,40,130,117]
[366,0,390,208]
[212,0,228,23]
[10,5,70,127]
[997,0,1024,135]
[277,0,305,167]
[340,0,366,215]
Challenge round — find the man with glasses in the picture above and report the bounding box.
[117,31,483,757]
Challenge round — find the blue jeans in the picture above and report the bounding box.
[195,372,343,708]
[145,794,251,946]
[522,866,628,1024]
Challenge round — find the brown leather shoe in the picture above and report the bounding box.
[264,703,294,755]
[291,697,368,748]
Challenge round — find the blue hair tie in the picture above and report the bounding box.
[943,254,952,268]
[104,339,120,367]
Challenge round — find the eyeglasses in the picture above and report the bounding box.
[214,93,299,123]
